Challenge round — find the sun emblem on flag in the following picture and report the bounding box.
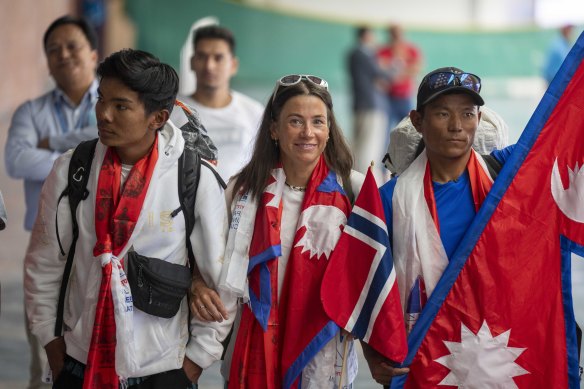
[435,320,529,388]
[265,168,286,208]
[294,205,347,260]
[551,158,584,223]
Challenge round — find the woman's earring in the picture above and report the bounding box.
[274,139,279,148]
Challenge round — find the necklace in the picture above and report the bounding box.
[285,182,306,192]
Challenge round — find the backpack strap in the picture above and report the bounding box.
[577,322,582,364]
[171,141,228,349]
[54,138,98,337]
[481,154,503,179]
[201,159,226,190]
[172,99,224,265]
[175,147,201,272]
[173,149,227,272]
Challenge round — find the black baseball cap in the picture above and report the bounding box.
[416,67,484,111]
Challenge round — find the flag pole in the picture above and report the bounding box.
[338,333,349,388]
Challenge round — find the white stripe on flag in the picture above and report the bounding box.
[344,225,386,331]
[363,268,396,343]
[353,205,387,233]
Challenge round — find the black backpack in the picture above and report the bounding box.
[53,101,225,336]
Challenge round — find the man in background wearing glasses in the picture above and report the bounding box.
[363,67,514,386]
[4,15,99,389]
[171,25,263,183]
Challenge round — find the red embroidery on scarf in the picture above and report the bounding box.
[83,137,159,388]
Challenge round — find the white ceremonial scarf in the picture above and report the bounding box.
[392,149,494,332]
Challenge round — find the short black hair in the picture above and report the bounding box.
[357,26,371,40]
[193,25,236,54]
[43,15,98,51]
[97,49,179,115]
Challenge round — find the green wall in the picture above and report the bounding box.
[125,0,579,138]
[126,0,561,83]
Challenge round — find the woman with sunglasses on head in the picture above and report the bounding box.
[366,67,515,386]
[194,74,366,388]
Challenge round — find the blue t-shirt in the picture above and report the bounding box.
[380,146,514,259]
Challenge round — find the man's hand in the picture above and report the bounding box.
[361,341,410,385]
[182,357,202,383]
[189,276,228,323]
[45,337,66,381]
[38,137,51,150]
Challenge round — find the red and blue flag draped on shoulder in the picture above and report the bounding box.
[229,156,352,389]
[392,32,584,388]
[247,169,283,331]
[322,167,408,363]
[279,167,352,388]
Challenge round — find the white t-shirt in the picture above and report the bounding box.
[171,91,264,182]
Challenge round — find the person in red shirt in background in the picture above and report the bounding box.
[378,24,422,132]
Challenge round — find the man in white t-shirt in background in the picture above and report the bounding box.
[171,25,264,182]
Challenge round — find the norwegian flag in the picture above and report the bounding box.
[322,167,408,362]
[392,33,584,388]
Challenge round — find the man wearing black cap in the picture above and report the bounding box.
[362,67,513,386]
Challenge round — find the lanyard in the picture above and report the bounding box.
[53,91,94,133]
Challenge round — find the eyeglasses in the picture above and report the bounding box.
[425,72,481,93]
[272,74,329,104]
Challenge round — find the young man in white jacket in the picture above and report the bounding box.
[24,49,235,388]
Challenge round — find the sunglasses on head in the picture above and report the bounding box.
[425,71,482,93]
[272,74,329,104]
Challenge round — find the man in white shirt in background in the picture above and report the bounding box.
[171,25,264,183]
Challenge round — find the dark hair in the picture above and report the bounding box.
[97,49,179,115]
[357,26,371,40]
[233,80,354,200]
[193,25,236,54]
[43,15,98,51]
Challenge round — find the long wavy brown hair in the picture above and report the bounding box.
[233,79,354,200]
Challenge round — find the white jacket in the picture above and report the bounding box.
[24,121,236,377]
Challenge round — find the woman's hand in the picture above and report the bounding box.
[189,276,228,322]
[361,341,410,385]
[45,336,66,382]
[341,329,354,341]
[182,356,202,383]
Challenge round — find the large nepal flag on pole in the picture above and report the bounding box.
[391,32,584,388]
[322,167,408,363]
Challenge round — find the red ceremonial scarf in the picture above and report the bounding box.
[83,137,159,388]
[228,156,352,389]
